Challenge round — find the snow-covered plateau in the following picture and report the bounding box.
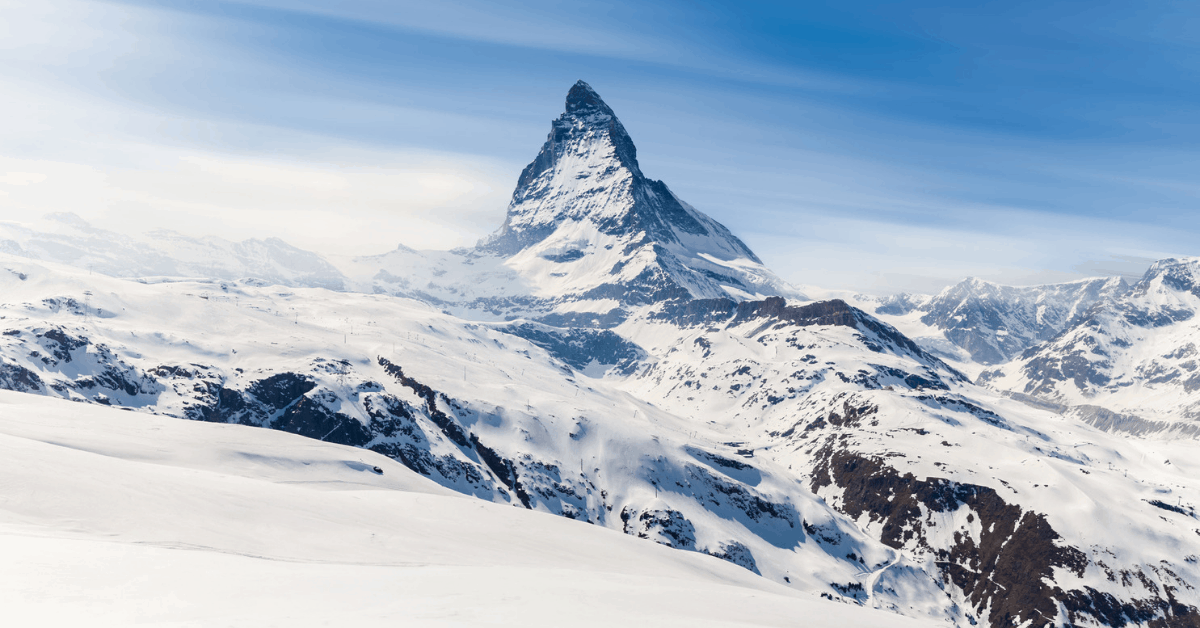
[2,81,1200,627]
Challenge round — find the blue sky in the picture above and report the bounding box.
[2,0,1198,293]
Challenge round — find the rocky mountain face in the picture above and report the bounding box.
[869,276,1129,365]
[981,258,1200,437]
[2,81,1200,628]
[479,81,791,303]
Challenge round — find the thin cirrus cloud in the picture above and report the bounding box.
[0,0,1197,293]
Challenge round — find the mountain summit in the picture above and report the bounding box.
[478,81,795,307]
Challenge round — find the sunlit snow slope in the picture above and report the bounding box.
[5,251,1200,627]
[0,390,935,627]
[0,255,929,617]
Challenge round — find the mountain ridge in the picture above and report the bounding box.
[983,256,1200,436]
[862,275,1130,367]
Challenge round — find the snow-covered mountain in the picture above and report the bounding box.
[0,255,951,618]
[337,81,801,324]
[4,250,1198,626]
[3,81,1200,628]
[864,276,1128,366]
[4,82,797,327]
[479,81,797,303]
[983,257,1200,437]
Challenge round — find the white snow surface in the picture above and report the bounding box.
[0,390,934,627]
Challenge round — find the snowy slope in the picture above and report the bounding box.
[0,390,935,628]
[0,254,934,615]
[984,258,1200,437]
[4,252,1199,626]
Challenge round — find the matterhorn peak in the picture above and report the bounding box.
[564,80,614,117]
[475,80,799,307]
[480,80,746,257]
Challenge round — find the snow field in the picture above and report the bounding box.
[0,391,933,627]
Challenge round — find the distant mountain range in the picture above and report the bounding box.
[864,275,1128,365]
[979,258,1200,437]
[0,212,346,289]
